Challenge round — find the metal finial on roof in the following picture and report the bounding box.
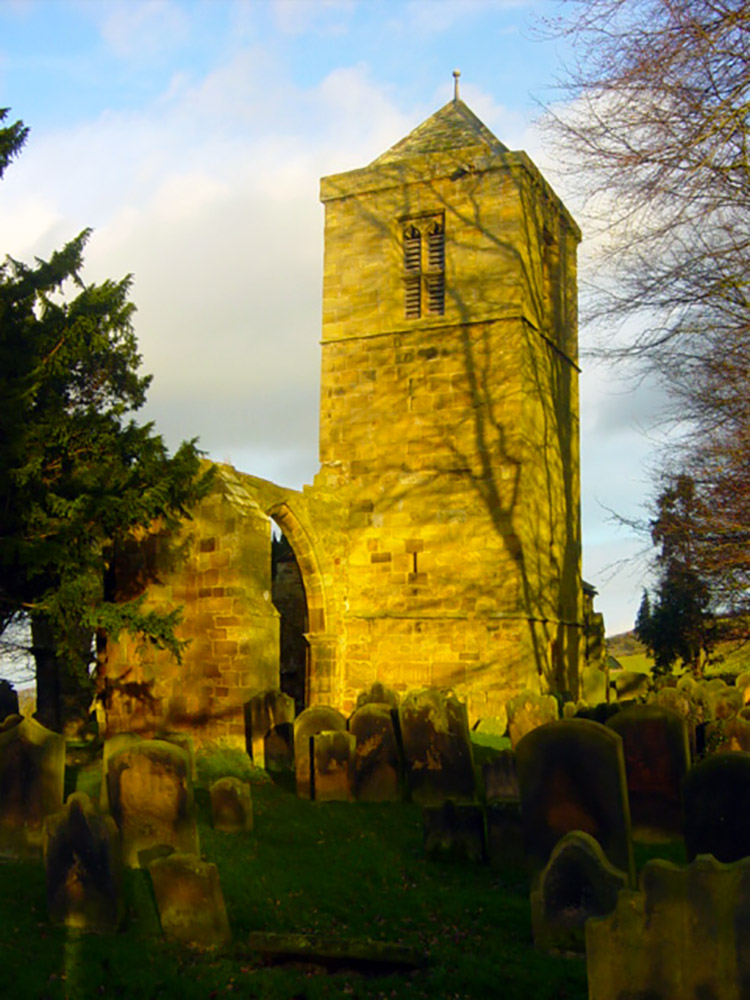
[453,69,461,102]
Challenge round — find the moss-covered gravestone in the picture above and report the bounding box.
[293,706,346,799]
[516,719,634,886]
[349,702,402,802]
[587,855,750,1000]
[0,715,65,853]
[506,691,558,749]
[683,751,750,863]
[106,739,199,867]
[244,689,295,769]
[423,800,485,863]
[149,853,231,949]
[530,830,627,954]
[210,777,253,833]
[399,689,475,805]
[355,682,400,711]
[44,792,122,932]
[606,704,689,842]
[312,730,355,802]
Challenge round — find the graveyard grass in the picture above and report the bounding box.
[1,740,604,1000]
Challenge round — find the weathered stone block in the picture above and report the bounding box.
[516,719,634,885]
[530,830,627,954]
[44,792,122,932]
[149,853,231,949]
[106,739,199,867]
[210,777,253,832]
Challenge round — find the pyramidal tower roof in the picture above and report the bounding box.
[371,97,508,166]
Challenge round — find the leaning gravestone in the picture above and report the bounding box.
[530,830,628,954]
[244,689,295,769]
[312,731,356,802]
[506,691,558,749]
[683,751,750,863]
[210,777,253,833]
[516,719,634,885]
[149,852,231,949]
[0,715,65,853]
[349,702,402,802]
[606,704,689,841]
[106,739,199,868]
[587,855,750,1000]
[293,706,347,799]
[355,682,400,711]
[399,689,476,805]
[44,792,122,932]
[423,800,485,863]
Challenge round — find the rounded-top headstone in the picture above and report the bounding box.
[293,705,346,799]
[683,751,750,863]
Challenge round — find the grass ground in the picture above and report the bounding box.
[0,740,681,1000]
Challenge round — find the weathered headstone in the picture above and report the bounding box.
[683,751,750,863]
[312,730,355,802]
[613,671,650,702]
[155,731,197,781]
[707,714,750,753]
[149,853,231,949]
[264,722,294,773]
[399,689,476,805]
[244,689,295,769]
[0,680,19,723]
[506,691,558,749]
[423,800,485,863]
[293,706,346,799]
[606,704,689,841]
[349,702,402,802]
[516,719,634,885]
[0,715,65,853]
[586,855,750,1000]
[106,739,199,868]
[482,750,519,802]
[44,792,122,932]
[100,732,143,812]
[530,830,628,954]
[210,777,253,833]
[703,681,743,722]
[473,712,508,739]
[355,682,400,711]
[580,664,609,707]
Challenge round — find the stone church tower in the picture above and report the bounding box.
[101,90,583,741]
[315,93,582,719]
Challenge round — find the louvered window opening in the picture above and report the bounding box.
[402,217,445,319]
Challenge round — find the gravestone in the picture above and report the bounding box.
[683,751,750,862]
[355,682,400,710]
[506,691,558,749]
[155,731,197,780]
[44,792,122,932]
[580,664,608,707]
[0,715,65,853]
[106,739,199,867]
[210,777,253,833]
[100,732,143,811]
[574,702,621,726]
[516,719,634,885]
[613,671,650,701]
[312,731,356,802]
[399,689,476,805]
[293,706,346,799]
[707,714,750,753]
[349,702,402,802]
[244,689,295,769]
[702,681,743,722]
[485,800,526,872]
[482,750,519,802]
[423,800,485,863]
[586,855,750,1000]
[0,680,19,723]
[473,712,508,739]
[264,722,294,773]
[530,830,628,954]
[149,853,231,949]
[606,704,689,841]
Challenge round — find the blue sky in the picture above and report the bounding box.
[0,0,659,637]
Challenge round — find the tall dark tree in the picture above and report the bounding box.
[0,111,212,731]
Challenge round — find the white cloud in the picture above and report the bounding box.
[98,0,190,60]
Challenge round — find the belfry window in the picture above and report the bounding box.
[402,215,445,319]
